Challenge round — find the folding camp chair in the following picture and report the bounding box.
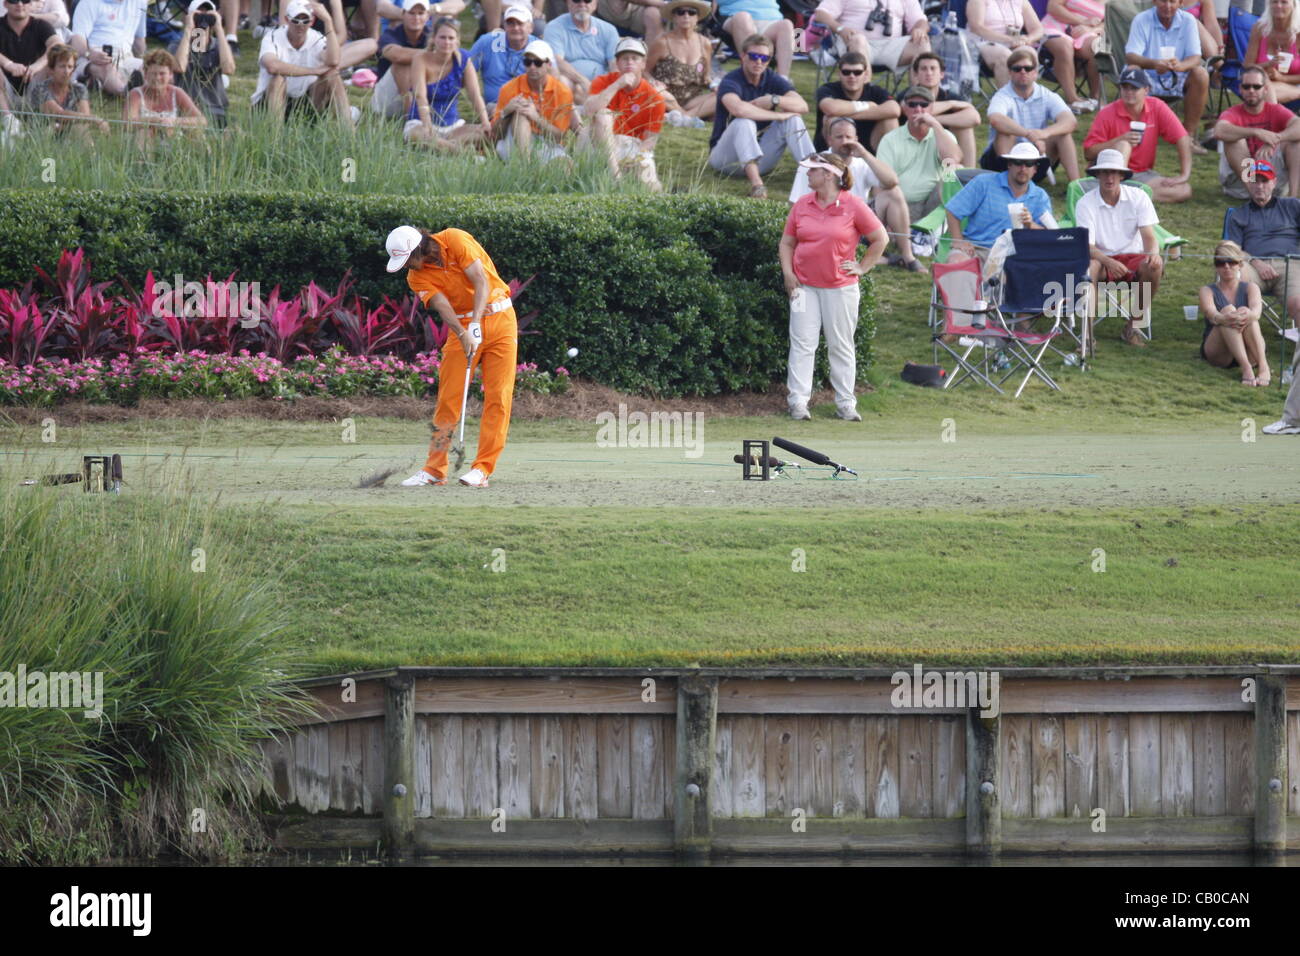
[929,256,1012,393]
[1060,177,1187,258]
[988,228,1090,395]
[911,166,994,261]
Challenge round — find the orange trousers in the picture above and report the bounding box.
[423,307,518,479]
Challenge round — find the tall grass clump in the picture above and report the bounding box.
[0,466,312,863]
[0,108,643,196]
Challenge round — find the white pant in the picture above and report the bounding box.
[368,67,403,117]
[708,115,815,177]
[787,283,860,413]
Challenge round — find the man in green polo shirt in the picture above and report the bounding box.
[876,85,964,220]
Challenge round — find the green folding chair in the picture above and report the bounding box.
[1060,177,1187,256]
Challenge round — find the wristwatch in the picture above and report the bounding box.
[769,94,781,108]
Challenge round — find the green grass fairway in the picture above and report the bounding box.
[4,417,1296,672]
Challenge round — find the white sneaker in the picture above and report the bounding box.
[458,468,490,487]
[790,406,812,421]
[837,408,862,421]
[349,105,361,125]
[666,109,687,127]
[400,470,444,486]
[1262,419,1300,435]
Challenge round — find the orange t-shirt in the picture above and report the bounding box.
[406,229,510,316]
[492,74,574,134]
[588,73,665,141]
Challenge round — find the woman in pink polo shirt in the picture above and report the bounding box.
[779,152,888,421]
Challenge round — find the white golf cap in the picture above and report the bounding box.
[284,0,314,19]
[1086,147,1134,179]
[385,225,423,273]
[1000,141,1046,162]
[615,37,648,57]
[524,39,554,61]
[187,0,216,11]
[503,4,534,22]
[404,0,430,9]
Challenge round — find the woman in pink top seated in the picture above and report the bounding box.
[1246,0,1300,104]
[1183,1,1223,58]
[779,152,888,422]
[1040,0,1104,113]
[966,0,1045,86]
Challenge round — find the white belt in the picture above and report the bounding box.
[456,297,512,320]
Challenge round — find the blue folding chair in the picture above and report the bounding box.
[990,228,1091,396]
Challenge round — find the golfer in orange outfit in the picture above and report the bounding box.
[386,225,517,488]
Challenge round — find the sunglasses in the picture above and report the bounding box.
[1009,64,1037,73]
[673,6,698,12]
[523,57,546,66]
[746,51,771,63]
[1214,258,1239,267]
[289,14,312,22]
[1241,83,1265,90]
[840,68,865,76]
[1007,159,1038,167]
[903,100,928,108]
[6,0,36,4]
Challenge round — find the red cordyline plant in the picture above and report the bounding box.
[0,285,56,366]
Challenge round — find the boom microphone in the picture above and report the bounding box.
[771,436,859,477]
[733,454,792,468]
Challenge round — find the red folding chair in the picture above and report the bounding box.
[929,257,1011,394]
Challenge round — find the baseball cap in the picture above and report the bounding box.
[1118,66,1150,88]
[385,226,423,273]
[187,0,216,12]
[900,85,933,103]
[503,4,533,22]
[404,0,429,9]
[524,39,553,61]
[615,37,648,57]
[1254,160,1277,181]
[284,0,314,20]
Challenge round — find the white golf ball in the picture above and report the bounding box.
[566,347,579,358]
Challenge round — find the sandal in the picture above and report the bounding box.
[748,184,768,199]
[1242,372,1258,386]
[1256,369,1272,387]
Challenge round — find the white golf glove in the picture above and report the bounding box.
[461,321,482,358]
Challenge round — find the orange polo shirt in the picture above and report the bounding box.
[588,73,665,141]
[492,74,574,134]
[406,229,511,316]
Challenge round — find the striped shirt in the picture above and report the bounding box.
[986,82,1070,150]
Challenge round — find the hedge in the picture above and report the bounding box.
[0,190,877,397]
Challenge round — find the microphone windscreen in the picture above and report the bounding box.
[772,436,831,466]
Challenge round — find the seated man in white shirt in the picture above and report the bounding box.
[789,115,922,271]
[1073,148,1163,348]
[251,0,353,126]
[69,0,146,96]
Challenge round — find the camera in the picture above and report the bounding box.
[102,44,114,57]
[195,12,216,27]
[867,1,892,37]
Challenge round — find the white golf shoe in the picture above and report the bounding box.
[1262,419,1300,435]
[458,468,489,487]
[400,470,445,486]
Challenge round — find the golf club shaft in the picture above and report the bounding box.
[457,359,471,446]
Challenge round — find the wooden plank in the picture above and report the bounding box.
[1063,716,1097,819]
[898,716,933,818]
[661,712,677,820]
[1001,816,1254,853]
[1000,678,1250,714]
[1160,714,1194,818]
[1290,713,1300,817]
[497,716,531,821]
[531,716,564,819]
[864,716,899,818]
[1223,713,1255,814]
[630,716,666,820]
[299,724,330,813]
[932,716,965,819]
[415,678,674,714]
[831,716,866,818]
[383,674,416,852]
[412,719,431,818]
[801,716,834,818]
[1128,714,1162,816]
[713,717,734,819]
[1000,715,1032,818]
[266,732,295,806]
[362,719,384,816]
[713,817,965,854]
[566,715,598,822]
[1031,717,1064,819]
[673,674,717,854]
[295,678,387,724]
[461,716,498,818]
[1255,675,1287,851]
[719,679,905,715]
[966,712,999,853]
[597,715,632,818]
[731,715,765,818]
[428,715,464,818]
[1097,715,1130,817]
[764,715,798,818]
[1192,713,1226,817]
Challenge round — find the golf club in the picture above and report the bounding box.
[451,359,472,475]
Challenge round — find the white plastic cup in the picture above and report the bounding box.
[1159,45,1176,60]
[1183,305,1199,321]
[1130,120,1146,133]
[1007,202,1027,225]
[1278,52,1294,72]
